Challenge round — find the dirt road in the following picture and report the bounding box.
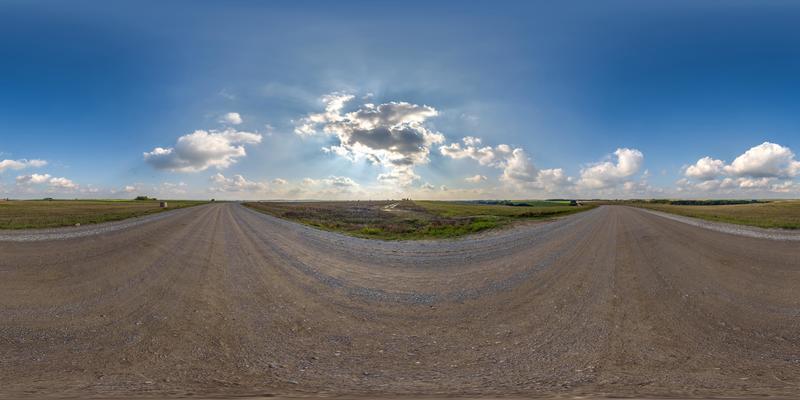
[1,203,798,398]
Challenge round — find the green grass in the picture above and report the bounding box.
[628,200,800,230]
[0,199,207,229]
[416,200,583,218]
[245,200,594,240]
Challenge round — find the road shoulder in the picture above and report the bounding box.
[633,206,800,241]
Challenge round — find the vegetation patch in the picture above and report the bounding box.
[244,200,594,240]
[636,199,763,206]
[624,199,800,230]
[0,199,207,229]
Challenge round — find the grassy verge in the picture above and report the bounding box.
[626,200,800,230]
[0,199,207,229]
[244,200,594,240]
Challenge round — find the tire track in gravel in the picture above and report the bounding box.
[1,203,799,399]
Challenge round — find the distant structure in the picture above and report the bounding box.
[160,201,168,208]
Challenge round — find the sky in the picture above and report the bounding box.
[2,0,800,200]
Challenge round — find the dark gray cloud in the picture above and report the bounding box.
[295,94,444,186]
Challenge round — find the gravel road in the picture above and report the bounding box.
[1,203,798,399]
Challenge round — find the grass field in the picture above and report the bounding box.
[244,200,593,240]
[0,199,207,229]
[629,200,800,230]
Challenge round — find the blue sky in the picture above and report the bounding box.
[2,0,800,199]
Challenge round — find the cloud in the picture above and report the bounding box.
[501,152,571,192]
[578,148,644,189]
[16,173,51,184]
[737,177,773,189]
[272,178,287,185]
[622,180,664,196]
[500,148,537,184]
[294,176,362,199]
[440,137,573,192]
[144,129,262,172]
[679,142,800,195]
[325,175,359,188]
[113,182,188,197]
[15,173,77,189]
[210,173,269,192]
[220,112,243,125]
[723,142,800,178]
[677,175,796,194]
[535,168,571,191]
[17,174,78,189]
[376,167,420,186]
[0,159,47,173]
[48,177,77,189]
[439,136,509,166]
[295,93,444,186]
[300,176,359,188]
[464,174,487,183]
[685,156,725,181]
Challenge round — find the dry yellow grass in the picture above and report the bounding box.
[0,199,206,229]
[630,200,800,229]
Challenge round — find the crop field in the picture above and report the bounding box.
[628,200,800,229]
[0,199,207,229]
[244,199,592,240]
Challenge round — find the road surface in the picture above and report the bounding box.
[1,203,798,398]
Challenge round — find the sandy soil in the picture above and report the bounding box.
[1,203,798,399]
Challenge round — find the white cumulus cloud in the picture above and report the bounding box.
[220,112,243,125]
[680,142,800,195]
[144,129,262,172]
[15,173,77,190]
[439,136,510,167]
[685,156,725,181]
[578,148,644,189]
[16,173,51,184]
[420,182,435,190]
[441,137,572,192]
[324,175,359,188]
[723,142,800,178]
[210,173,269,192]
[48,177,77,189]
[0,159,47,173]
